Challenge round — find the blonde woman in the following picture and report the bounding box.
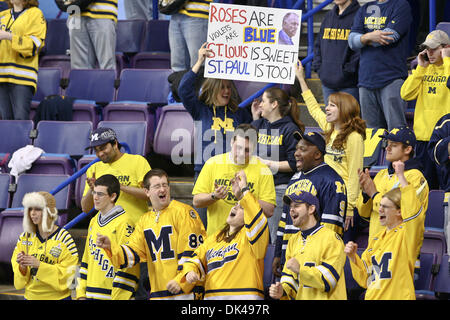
[11,191,78,300]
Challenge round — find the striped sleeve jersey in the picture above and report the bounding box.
[76,206,139,300]
[181,191,269,300]
[81,0,118,22]
[11,227,78,300]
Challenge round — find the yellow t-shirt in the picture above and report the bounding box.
[83,153,151,225]
[193,153,276,235]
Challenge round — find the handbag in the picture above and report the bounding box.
[54,0,95,12]
[158,0,188,15]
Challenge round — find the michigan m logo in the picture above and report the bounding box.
[211,117,235,132]
[428,87,437,94]
[368,252,393,288]
[144,226,175,262]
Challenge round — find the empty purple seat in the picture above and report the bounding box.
[437,22,450,36]
[32,67,62,102]
[10,174,72,210]
[425,190,445,231]
[34,121,93,157]
[39,55,71,79]
[141,20,170,52]
[44,19,70,55]
[115,68,171,104]
[0,120,34,154]
[28,155,75,175]
[0,174,11,209]
[116,19,146,53]
[66,69,116,103]
[153,104,194,158]
[434,254,450,295]
[97,121,148,156]
[421,230,447,266]
[415,252,438,299]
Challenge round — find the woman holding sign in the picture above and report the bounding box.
[251,88,304,243]
[295,60,366,241]
[178,42,253,228]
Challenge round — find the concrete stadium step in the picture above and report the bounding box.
[0,285,24,300]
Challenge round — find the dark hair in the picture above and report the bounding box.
[264,87,305,132]
[94,174,121,203]
[143,169,169,189]
[6,0,39,8]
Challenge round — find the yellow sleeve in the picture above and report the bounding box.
[400,65,427,101]
[240,192,269,259]
[35,243,78,293]
[11,233,31,290]
[178,238,209,286]
[280,236,299,300]
[192,159,213,195]
[111,220,140,300]
[301,89,330,131]
[173,205,207,294]
[11,9,46,57]
[357,170,384,220]
[344,132,364,217]
[135,155,151,186]
[298,233,346,293]
[254,164,277,205]
[82,165,95,197]
[349,250,369,289]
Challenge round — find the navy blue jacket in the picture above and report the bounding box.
[251,116,301,185]
[312,0,360,89]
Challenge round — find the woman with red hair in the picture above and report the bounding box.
[295,60,366,239]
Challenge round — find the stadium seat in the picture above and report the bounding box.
[425,190,445,231]
[0,210,24,263]
[234,80,278,104]
[43,19,70,56]
[130,52,171,69]
[32,67,63,103]
[97,121,148,156]
[74,155,97,209]
[115,19,147,74]
[105,68,171,145]
[421,230,447,266]
[434,254,450,295]
[141,20,170,52]
[415,252,438,299]
[0,120,34,154]
[39,55,71,79]
[10,174,72,210]
[34,121,93,157]
[0,209,68,264]
[436,22,450,36]
[263,243,275,289]
[153,104,194,159]
[0,174,11,210]
[65,69,116,127]
[28,155,75,176]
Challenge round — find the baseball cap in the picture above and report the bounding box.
[293,131,326,155]
[379,127,416,147]
[85,127,117,150]
[283,190,320,212]
[421,30,450,49]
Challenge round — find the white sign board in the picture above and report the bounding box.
[204,3,302,84]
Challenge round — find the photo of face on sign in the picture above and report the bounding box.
[279,12,300,45]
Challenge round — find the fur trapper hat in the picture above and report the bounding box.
[22,191,58,234]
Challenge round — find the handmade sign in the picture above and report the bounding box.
[204,3,302,84]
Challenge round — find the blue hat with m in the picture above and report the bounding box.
[283,190,320,212]
[379,127,416,147]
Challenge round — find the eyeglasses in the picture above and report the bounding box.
[379,204,398,210]
[149,183,169,190]
[92,191,108,197]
